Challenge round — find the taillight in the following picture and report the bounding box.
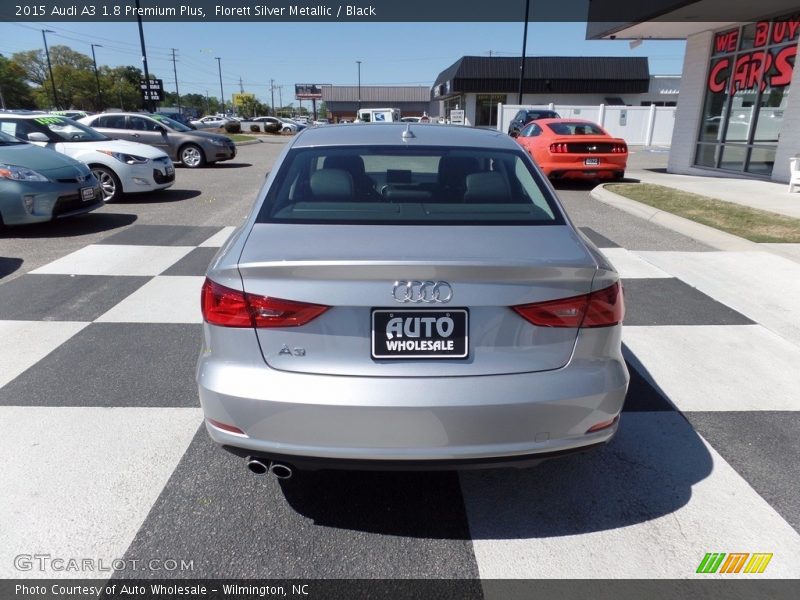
[512,282,624,328]
[201,278,329,328]
[549,143,569,154]
[611,143,628,153]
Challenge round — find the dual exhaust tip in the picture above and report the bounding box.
[246,457,293,479]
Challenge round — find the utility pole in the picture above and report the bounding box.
[42,30,59,109]
[278,86,282,117]
[90,43,103,110]
[134,0,152,111]
[205,90,210,115]
[356,60,362,112]
[270,79,275,116]
[171,48,181,115]
[517,0,530,105]
[215,57,224,115]
[239,76,244,94]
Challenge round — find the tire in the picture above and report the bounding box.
[91,165,122,203]
[180,143,206,168]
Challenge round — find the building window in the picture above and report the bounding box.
[695,15,798,176]
[443,96,463,122]
[475,94,506,127]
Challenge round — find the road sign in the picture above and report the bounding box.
[140,79,164,102]
[450,109,465,125]
[232,93,255,107]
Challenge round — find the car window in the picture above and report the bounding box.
[25,116,108,142]
[0,119,36,140]
[152,114,191,132]
[0,130,25,144]
[96,115,126,128]
[520,123,542,137]
[129,116,161,131]
[546,122,605,135]
[257,146,562,225]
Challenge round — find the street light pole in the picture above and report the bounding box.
[517,0,530,105]
[134,0,153,111]
[270,79,275,116]
[215,57,225,115]
[356,60,362,114]
[41,29,59,109]
[90,43,103,110]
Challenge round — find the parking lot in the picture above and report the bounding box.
[1,141,799,585]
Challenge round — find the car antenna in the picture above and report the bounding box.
[402,123,415,140]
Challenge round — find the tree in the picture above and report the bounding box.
[0,54,35,109]
[13,45,97,109]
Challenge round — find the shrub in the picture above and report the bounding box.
[224,121,241,133]
[263,122,280,134]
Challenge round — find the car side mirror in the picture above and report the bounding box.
[27,132,50,142]
[509,131,519,138]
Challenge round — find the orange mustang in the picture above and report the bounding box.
[515,118,628,180]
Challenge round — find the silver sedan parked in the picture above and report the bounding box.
[197,123,628,478]
[79,113,236,168]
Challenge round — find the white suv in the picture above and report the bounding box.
[0,113,174,202]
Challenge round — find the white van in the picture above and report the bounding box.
[356,108,401,123]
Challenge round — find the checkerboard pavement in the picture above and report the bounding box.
[1,224,798,581]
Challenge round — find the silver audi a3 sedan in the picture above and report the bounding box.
[197,123,628,477]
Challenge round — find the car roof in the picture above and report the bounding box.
[291,123,518,150]
[534,118,600,126]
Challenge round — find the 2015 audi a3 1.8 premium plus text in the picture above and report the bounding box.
[197,123,628,478]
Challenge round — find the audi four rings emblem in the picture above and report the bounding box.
[392,280,453,303]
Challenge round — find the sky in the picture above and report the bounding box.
[1,21,686,106]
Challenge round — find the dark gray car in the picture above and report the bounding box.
[79,113,236,168]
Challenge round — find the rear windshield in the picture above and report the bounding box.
[547,122,605,135]
[256,146,562,225]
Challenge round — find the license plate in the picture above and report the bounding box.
[584,157,600,166]
[166,165,175,175]
[371,309,468,359]
[80,186,95,201]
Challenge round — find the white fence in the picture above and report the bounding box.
[497,103,676,146]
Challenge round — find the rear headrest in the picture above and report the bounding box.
[323,154,366,176]
[463,171,512,203]
[438,156,480,186]
[309,168,353,201]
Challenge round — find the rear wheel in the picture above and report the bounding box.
[180,144,206,168]
[91,165,122,203]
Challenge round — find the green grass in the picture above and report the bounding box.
[226,134,258,142]
[605,183,800,243]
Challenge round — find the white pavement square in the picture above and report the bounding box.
[461,412,800,579]
[0,321,89,389]
[31,245,195,277]
[95,276,205,324]
[0,406,203,579]
[600,248,672,279]
[623,325,800,412]
[636,251,800,346]
[199,226,236,247]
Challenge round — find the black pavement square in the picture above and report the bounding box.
[161,247,220,276]
[621,359,676,412]
[622,278,755,326]
[96,224,222,247]
[685,411,800,535]
[580,227,620,248]
[115,428,481,579]
[0,274,149,321]
[0,323,202,407]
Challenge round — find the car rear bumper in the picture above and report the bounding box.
[197,326,629,466]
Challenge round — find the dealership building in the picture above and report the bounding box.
[589,1,800,182]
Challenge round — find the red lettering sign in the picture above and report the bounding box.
[754,22,770,47]
[708,59,730,93]
[772,18,800,45]
[714,29,739,53]
[771,44,797,87]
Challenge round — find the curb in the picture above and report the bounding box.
[233,139,263,146]
[590,184,764,252]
